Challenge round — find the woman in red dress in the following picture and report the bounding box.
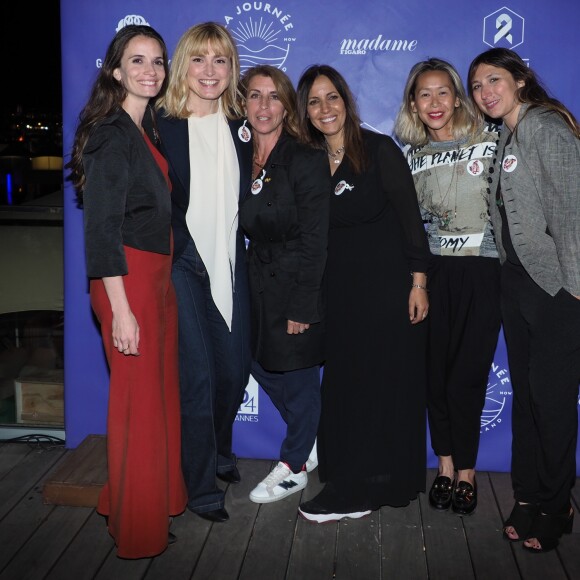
[67,25,187,559]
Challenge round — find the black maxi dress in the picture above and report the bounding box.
[318,129,431,510]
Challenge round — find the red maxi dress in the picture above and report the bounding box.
[90,134,187,559]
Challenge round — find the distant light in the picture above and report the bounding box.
[6,174,13,204]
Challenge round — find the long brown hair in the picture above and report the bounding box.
[239,65,299,139]
[296,64,367,174]
[468,48,579,138]
[66,25,169,199]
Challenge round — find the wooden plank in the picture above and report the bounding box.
[380,500,427,579]
[238,459,298,580]
[0,481,57,571]
[0,444,65,519]
[421,469,474,579]
[287,470,337,580]
[42,434,107,507]
[336,509,381,580]
[145,510,210,580]
[463,472,520,578]
[2,444,580,580]
[188,458,267,579]
[0,441,32,479]
[44,510,115,580]
[0,504,93,580]
[489,471,568,580]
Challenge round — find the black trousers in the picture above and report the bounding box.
[427,256,501,470]
[501,261,580,514]
[251,360,321,473]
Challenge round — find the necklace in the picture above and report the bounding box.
[431,145,460,230]
[253,156,266,179]
[327,145,345,164]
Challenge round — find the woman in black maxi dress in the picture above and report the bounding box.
[296,65,430,521]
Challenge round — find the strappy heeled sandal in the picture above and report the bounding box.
[523,507,574,553]
[503,502,539,542]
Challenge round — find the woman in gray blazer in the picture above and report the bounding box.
[469,47,580,554]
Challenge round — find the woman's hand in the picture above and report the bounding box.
[112,309,140,355]
[409,272,429,324]
[287,320,310,334]
[103,276,141,355]
[409,287,429,324]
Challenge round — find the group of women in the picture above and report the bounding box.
[68,19,579,560]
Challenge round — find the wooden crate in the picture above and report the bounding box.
[14,369,64,425]
[43,434,107,507]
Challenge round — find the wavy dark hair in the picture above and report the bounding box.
[296,64,367,174]
[66,25,169,198]
[239,65,299,139]
[468,48,579,138]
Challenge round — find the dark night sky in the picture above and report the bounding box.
[3,1,62,113]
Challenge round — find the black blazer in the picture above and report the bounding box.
[154,110,253,263]
[82,108,171,278]
[239,132,330,371]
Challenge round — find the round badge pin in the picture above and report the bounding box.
[251,169,265,195]
[334,180,347,195]
[238,120,251,143]
[467,159,483,176]
[502,155,517,173]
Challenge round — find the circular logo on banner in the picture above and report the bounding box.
[224,4,296,72]
[480,361,512,434]
[467,159,484,176]
[502,155,517,173]
[116,14,150,32]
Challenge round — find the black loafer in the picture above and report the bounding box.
[452,480,477,516]
[428,475,455,510]
[217,466,241,484]
[196,507,230,523]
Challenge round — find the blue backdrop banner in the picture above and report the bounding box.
[61,0,580,474]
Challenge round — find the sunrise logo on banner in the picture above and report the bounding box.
[483,6,525,49]
[236,374,260,422]
[224,2,296,72]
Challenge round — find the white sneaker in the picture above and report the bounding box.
[249,461,307,504]
[305,439,318,473]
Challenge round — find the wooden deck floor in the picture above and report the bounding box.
[0,440,579,580]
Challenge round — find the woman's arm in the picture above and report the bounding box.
[102,276,140,355]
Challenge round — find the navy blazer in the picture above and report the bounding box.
[82,108,172,278]
[153,109,253,263]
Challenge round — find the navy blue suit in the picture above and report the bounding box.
[154,110,252,514]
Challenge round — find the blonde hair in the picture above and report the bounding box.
[393,58,482,147]
[156,22,243,119]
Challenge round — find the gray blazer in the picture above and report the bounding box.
[489,104,580,296]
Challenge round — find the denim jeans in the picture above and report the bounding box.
[172,237,251,513]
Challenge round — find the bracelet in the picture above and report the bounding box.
[411,284,428,291]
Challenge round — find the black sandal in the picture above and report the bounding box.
[503,502,539,542]
[523,507,574,553]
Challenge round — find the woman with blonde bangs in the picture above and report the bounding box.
[151,22,252,524]
[394,58,501,517]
